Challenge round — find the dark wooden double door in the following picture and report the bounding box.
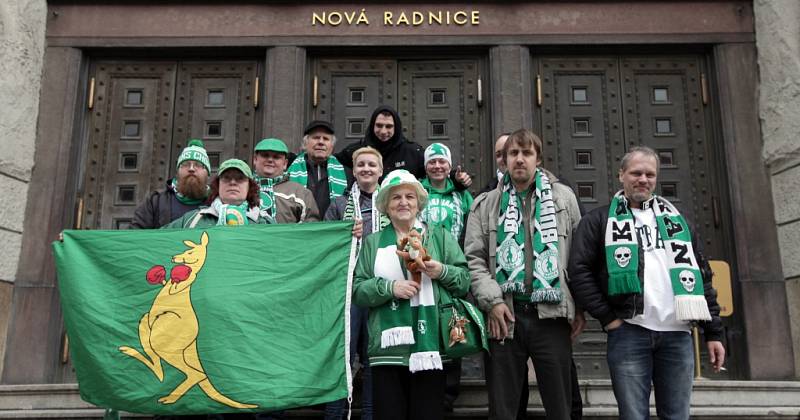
[536,55,735,379]
[80,61,259,230]
[312,59,484,180]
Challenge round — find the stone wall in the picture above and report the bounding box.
[754,0,800,378]
[0,0,47,378]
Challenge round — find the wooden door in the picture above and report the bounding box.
[397,60,483,181]
[314,60,396,153]
[80,60,258,230]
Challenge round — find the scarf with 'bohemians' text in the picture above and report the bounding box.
[495,170,562,303]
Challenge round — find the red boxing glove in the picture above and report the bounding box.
[170,265,192,283]
[146,265,166,285]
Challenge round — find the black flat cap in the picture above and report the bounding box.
[304,120,335,135]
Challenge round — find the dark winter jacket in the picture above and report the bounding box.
[567,204,723,341]
[336,105,425,179]
[324,189,377,237]
[130,180,201,229]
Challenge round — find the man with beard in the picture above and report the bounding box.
[337,105,472,188]
[287,120,352,215]
[131,139,210,229]
[253,137,320,223]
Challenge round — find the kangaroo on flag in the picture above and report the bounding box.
[53,222,356,415]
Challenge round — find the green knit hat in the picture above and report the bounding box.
[218,158,253,179]
[176,139,211,173]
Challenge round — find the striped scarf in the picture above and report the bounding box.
[605,192,711,321]
[287,153,347,201]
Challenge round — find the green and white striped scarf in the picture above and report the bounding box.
[605,192,711,321]
[254,174,283,221]
[373,222,443,372]
[495,170,562,303]
[288,153,347,201]
[343,182,390,244]
[209,198,249,226]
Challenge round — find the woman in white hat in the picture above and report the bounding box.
[352,169,470,420]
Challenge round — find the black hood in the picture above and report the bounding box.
[363,105,405,155]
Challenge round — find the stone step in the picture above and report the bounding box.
[0,380,798,418]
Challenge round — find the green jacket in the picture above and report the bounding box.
[163,204,270,228]
[353,223,470,367]
[420,178,473,243]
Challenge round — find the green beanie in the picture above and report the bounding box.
[176,139,211,173]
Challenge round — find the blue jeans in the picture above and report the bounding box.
[323,303,372,420]
[606,322,694,420]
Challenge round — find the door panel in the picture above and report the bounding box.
[82,62,177,229]
[620,57,721,259]
[398,61,482,181]
[81,61,257,230]
[173,62,258,170]
[539,57,625,212]
[315,60,396,153]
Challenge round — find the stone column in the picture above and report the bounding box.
[754,0,800,379]
[0,0,47,381]
[263,46,307,151]
[714,42,796,380]
[489,45,533,135]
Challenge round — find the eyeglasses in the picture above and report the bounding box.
[180,161,204,170]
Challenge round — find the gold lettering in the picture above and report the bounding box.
[396,11,410,25]
[384,11,393,25]
[357,8,370,25]
[412,11,424,26]
[429,11,442,25]
[471,10,480,25]
[312,12,325,26]
[454,11,468,25]
[344,11,356,25]
[327,11,342,26]
[445,10,451,25]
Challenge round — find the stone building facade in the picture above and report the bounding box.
[0,0,798,385]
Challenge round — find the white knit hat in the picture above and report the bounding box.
[424,143,452,166]
[375,169,428,214]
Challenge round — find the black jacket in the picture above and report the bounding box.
[336,105,425,179]
[130,180,201,229]
[567,204,723,341]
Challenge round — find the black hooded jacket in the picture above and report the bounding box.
[336,105,425,179]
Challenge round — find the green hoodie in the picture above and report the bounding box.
[420,178,473,242]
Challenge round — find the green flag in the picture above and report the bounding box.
[53,222,356,415]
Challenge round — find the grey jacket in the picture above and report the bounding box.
[261,177,321,224]
[464,170,582,339]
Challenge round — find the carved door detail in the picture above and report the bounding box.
[398,61,482,182]
[314,60,396,152]
[81,61,258,230]
[313,59,483,181]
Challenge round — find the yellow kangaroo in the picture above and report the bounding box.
[119,231,257,409]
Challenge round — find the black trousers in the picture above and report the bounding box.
[486,303,573,420]
[372,365,446,420]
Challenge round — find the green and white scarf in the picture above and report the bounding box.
[254,174,283,221]
[420,178,465,240]
[605,191,711,321]
[495,170,562,303]
[373,222,443,372]
[288,153,347,201]
[171,177,208,205]
[209,198,249,226]
[343,182,390,241]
